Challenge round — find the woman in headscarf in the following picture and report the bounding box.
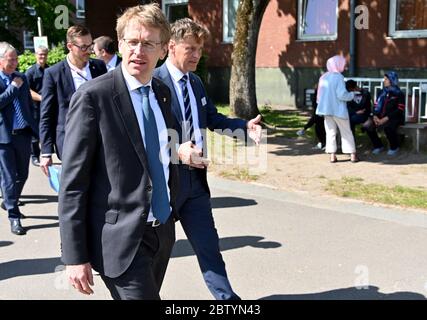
[367,71,405,156]
[316,55,358,163]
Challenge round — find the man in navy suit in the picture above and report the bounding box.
[93,36,122,72]
[0,42,39,235]
[39,25,107,176]
[154,18,261,300]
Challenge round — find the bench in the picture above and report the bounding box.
[400,123,427,153]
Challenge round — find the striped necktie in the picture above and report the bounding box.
[3,74,27,130]
[139,86,170,224]
[179,75,194,142]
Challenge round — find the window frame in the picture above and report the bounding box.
[388,0,427,38]
[23,30,34,50]
[162,0,188,22]
[76,0,85,19]
[222,0,239,43]
[297,0,338,41]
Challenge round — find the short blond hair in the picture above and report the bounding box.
[170,18,210,43]
[116,3,170,45]
[66,25,91,43]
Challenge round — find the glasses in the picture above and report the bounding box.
[122,39,161,52]
[72,43,94,52]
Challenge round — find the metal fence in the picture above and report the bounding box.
[345,77,427,124]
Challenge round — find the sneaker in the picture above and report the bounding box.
[371,147,384,155]
[312,142,323,150]
[296,129,305,136]
[387,148,399,156]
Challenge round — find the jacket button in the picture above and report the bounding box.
[146,185,152,192]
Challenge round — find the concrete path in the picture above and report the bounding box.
[1,164,426,300]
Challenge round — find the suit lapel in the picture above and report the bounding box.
[158,64,183,124]
[111,66,149,169]
[61,61,76,93]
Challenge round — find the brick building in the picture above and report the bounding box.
[85,0,427,108]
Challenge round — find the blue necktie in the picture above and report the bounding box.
[3,75,27,130]
[179,75,194,142]
[139,86,170,223]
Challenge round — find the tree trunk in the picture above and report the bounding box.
[229,0,269,120]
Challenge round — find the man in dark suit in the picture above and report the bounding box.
[93,36,122,72]
[25,45,49,167]
[59,4,179,300]
[39,25,107,176]
[0,42,39,235]
[154,18,262,300]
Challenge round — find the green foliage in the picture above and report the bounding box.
[18,44,66,72]
[326,177,427,210]
[0,0,75,52]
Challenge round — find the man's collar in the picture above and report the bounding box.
[107,54,118,69]
[165,58,188,83]
[121,64,152,92]
[66,54,89,71]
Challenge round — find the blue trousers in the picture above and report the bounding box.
[176,167,240,300]
[0,133,31,220]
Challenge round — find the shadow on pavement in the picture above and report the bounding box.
[0,257,62,281]
[211,197,257,209]
[259,286,426,300]
[0,241,13,248]
[171,236,281,258]
[23,215,58,220]
[25,222,59,231]
[19,195,58,205]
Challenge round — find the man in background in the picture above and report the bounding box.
[93,36,122,72]
[25,45,49,166]
[39,25,107,176]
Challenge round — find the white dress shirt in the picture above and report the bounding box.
[66,55,93,91]
[165,59,203,152]
[106,54,118,72]
[121,65,171,222]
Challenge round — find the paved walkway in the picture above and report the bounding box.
[1,164,427,300]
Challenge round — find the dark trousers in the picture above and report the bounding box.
[101,217,175,300]
[177,167,240,300]
[366,118,402,150]
[0,132,31,220]
[305,114,326,147]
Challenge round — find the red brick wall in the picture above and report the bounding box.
[191,0,427,69]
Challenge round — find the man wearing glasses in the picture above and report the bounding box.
[39,25,107,175]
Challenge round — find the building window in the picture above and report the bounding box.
[23,31,34,49]
[76,0,85,19]
[223,0,239,43]
[298,0,338,41]
[162,0,189,22]
[389,0,427,38]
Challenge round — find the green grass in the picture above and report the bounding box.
[326,177,427,209]
[219,167,259,182]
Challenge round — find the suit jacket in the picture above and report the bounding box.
[58,65,179,278]
[39,58,107,158]
[154,63,247,192]
[0,72,38,143]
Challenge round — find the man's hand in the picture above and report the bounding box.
[178,141,207,169]
[247,114,262,145]
[11,76,23,88]
[40,157,52,176]
[66,263,94,295]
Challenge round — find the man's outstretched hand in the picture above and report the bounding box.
[247,114,262,145]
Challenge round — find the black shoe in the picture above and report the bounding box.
[10,220,26,235]
[31,157,40,167]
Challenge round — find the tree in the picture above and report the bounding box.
[0,0,74,51]
[229,0,269,120]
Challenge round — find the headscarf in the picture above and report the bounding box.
[374,71,402,114]
[317,55,347,103]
